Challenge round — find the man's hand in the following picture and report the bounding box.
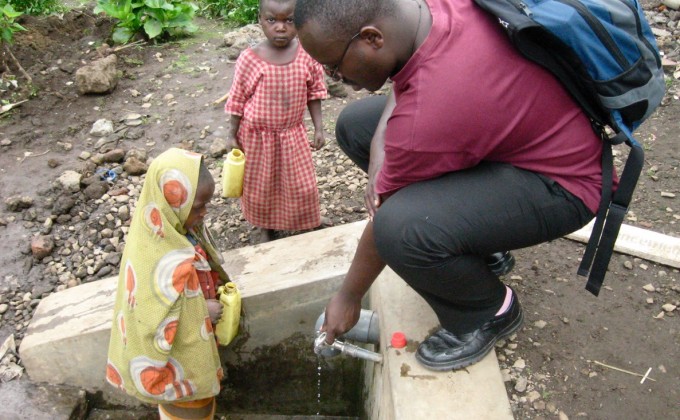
[206,299,223,325]
[319,290,362,344]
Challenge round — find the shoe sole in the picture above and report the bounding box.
[415,307,524,371]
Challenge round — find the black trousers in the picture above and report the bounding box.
[336,96,594,334]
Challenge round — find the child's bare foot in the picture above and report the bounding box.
[253,228,275,243]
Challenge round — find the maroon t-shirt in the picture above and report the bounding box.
[377,0,606,213]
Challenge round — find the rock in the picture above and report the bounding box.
[123,156,148,175]
[623,260,633,269]
[52,195,77,216]
[126,148,148,162]
[75,54,119,95]
[117,205,130,221]
[90,119,114,137]
[514,376,528,392]
[662,303,677,312]
[47,158,61,168]
[209,138,227,157]
[327,79,348,98]
[0,303,8,314]
[102,148,126,163]
[527,390,541,403]
[534,320,547,329]
[31,235,54,260]
[57,170,82,193]
[83,181,109,200]
[5,196,33,212]
[643,283,656,292]
[513,358,526,369]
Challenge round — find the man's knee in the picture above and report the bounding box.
[374,203,457,267]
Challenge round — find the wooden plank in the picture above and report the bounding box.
[565,221,680,268]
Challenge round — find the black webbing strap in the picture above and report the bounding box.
[578,139,645,296]
[578,140,613,283]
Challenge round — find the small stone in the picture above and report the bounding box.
[623,260,633,269]
[31,235,54,260]
[646,297,654,304]
[534,320,547,329]
[558,411,569,420]
[660,192,676,198]
[527,390,541,403]
[0,304,8,314]
[643,283,656,292]
[662,303,677,312]
[514,376,528,392]
[533,400,546,411]
[90,119,114,137]
[513,358,526,369]
[79,151,92,160]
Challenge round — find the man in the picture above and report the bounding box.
[295,0,600,370]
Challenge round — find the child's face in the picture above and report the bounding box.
[259,0,296,48]
[184,177,215,231]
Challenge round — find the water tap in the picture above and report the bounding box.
[314,332,383,363]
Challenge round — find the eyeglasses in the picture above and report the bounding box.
[323,32,361,81]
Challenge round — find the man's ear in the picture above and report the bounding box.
[359,26,384,49]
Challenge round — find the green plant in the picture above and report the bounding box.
[94,0,199,44]
[200,0,256,23]
[0,2,25,45]
[8,0,62,15]
[0,2,32,83]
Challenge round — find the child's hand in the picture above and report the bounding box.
[206,299,223,324]
[312,130,325,150]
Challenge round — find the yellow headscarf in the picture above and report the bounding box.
[106,148,223,404]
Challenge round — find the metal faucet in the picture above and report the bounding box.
[314,332,383,363]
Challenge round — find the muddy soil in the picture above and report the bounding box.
[0,3,678,419]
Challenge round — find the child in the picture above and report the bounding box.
[225,0,328,243]
[106,148,229,420]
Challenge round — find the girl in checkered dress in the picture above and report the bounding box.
[225,0,328,242]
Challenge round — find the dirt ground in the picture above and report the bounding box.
[0,3,678,419]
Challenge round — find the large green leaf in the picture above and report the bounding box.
[144,19,163,38]
[112,26,135,43]
[2,4,23,19]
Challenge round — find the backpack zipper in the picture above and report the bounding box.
[619,0,662,68]
[556,0,629,70]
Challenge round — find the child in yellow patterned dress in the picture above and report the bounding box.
[106,148,230,420]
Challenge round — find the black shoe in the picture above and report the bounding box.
[486,251,515,276]
[415,291,524,371]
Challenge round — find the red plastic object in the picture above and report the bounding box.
[391,332,407,348]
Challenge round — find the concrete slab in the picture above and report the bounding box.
[365,268,514,420]
[19,221,367,391]
[0,380,88,420]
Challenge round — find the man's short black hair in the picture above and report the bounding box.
[294,0,395,41]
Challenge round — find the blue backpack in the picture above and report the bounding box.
[473,0,666,296]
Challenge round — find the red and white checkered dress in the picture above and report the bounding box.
[225,45,327,231]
